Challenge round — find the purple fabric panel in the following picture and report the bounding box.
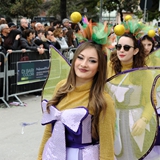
[155,126,160,145]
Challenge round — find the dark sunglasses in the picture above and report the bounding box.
[115,44,135,51]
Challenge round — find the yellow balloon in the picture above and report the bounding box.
[148,30,156,37]
[114,24,125,36]
[125,15,132,21]
[138,21,143,25]
[70,12,82,23]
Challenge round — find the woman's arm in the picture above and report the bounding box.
[99,93,115,160]
[12,34,21,50]
[20,38,38,51]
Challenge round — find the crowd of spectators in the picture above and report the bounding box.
[0,17,79,57]
[0,17,80,97]
[0,17,81,95]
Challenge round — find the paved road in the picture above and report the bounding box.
[0,95,44,160]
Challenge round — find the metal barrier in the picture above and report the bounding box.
[5,49,50,105]
[60,47,77,63]
[0,52,10,107]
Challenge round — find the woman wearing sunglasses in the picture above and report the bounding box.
[107,32,157,159]
[108,32,146,77]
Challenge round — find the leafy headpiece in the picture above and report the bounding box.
[76,16,113,55]
[114,16,156,39]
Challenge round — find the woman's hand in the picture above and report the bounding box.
[131,118,147,136]
[50,36,57,42]
[21,49,26,52]
[15,34,21,40]
[7,49,12,54]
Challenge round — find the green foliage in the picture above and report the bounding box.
[43,0,60,16]
[121,0,139,12]
[0,0,15,16]
[148,10,160,21]
[134,10,143,20]
[103,0,118,12]
[0,0,159,22]
[43,0,99,20]
[0,0,43,18]
[10,0,43,18]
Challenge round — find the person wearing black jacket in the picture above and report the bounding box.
[20,29,45,55]
[18,18,29,33]
[43,30,61,50]
[3,29,22,51]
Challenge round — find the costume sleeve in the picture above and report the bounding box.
[107,60,115,79]
[37,124,52,160]
[99,92,116,160]
[141,71,156,121]
[37,79,67,160]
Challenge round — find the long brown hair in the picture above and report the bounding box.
[66,29,74,47]
[110,33,147,74]
[47,41,108,140]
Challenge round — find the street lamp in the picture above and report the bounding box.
[84,7,87,14]
[143,0,147,23]
[99,0,103,22]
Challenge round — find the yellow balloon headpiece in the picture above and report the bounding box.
[124,15,132,21]
[70,12,82,23]
[114,16,156,39]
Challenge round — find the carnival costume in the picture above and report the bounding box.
[38,79,115,160]
[107,18,160,160]
[38,19,116,160]
[107,62,159,160]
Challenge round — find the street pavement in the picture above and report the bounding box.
[0,94,44,160]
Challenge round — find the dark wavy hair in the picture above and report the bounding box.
[110,32,147,74]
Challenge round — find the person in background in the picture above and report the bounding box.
[51,19,61,29]
[141,35,155,56]
[8,22,17,30]
[62,18,71,29]
[43,30,61,50]
[0,24,12,54]
[34,30,46,41]
[37,41,115,160]
[154,28,160,49]
[35,22,44,33]
[30,19,37,30]
[18,18,29,33]
[34,30,46,50]
[0,24,11,39]
[20,29,45,55]
[66,29,78,48]
[140,34,160,67]
[71,23,80,33]
[3,28,22,51]
[62,27,68,40]
[53,28,68,50]
[0,18,7,25]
